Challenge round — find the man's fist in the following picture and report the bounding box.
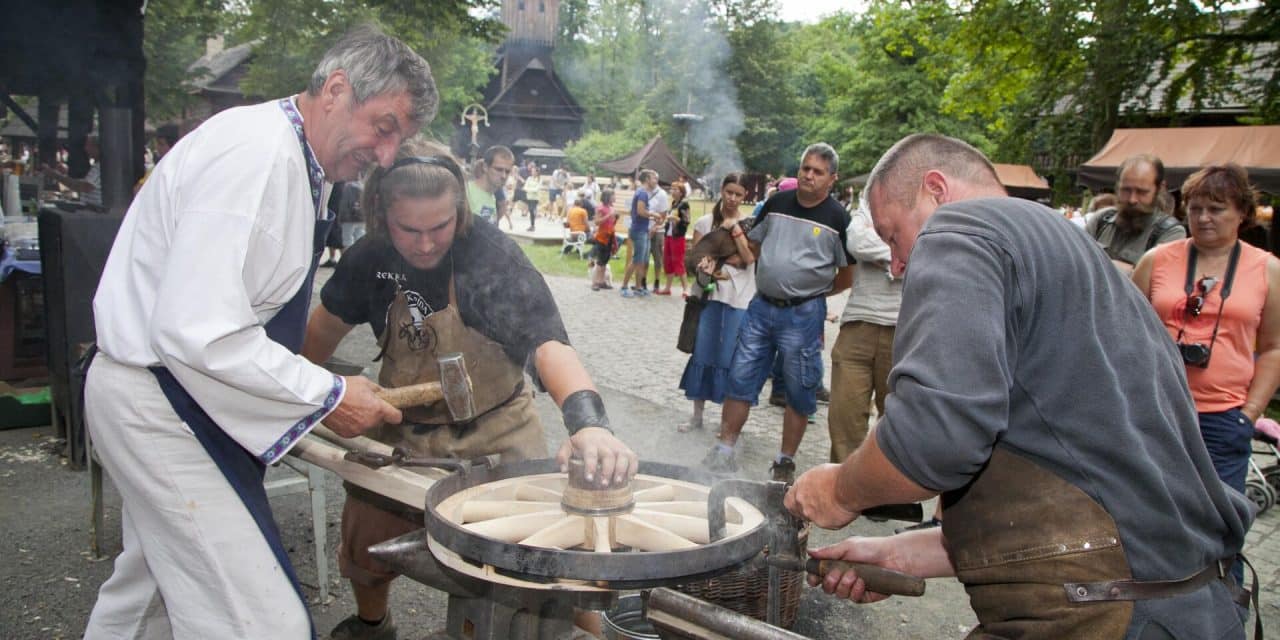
[322,376,402,438]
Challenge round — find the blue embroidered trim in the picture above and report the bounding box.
[277,97,326,216]
[259,375,345,465]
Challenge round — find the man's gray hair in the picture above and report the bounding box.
[307,23,439,126]
[639,169,659,183]
[802,143,839,175]
[866,134,1000,207]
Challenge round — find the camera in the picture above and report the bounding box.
[1178,342,1212,368]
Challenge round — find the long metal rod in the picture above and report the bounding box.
[646,588,810,640]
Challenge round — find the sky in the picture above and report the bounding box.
[777,0,864,24]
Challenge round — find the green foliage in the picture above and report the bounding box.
[142,0,225,121]
[563,123,654,174]
[787,4,990,178]
[228,0,502,138]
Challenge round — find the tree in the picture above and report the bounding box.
[788,5,989,178]
[228,0,503,138]
[142,0,225,121]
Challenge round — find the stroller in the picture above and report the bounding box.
[1245,421,1280,514]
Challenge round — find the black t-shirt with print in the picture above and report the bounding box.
[320,217,570,368]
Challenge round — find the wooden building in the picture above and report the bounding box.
[453,0,584,165]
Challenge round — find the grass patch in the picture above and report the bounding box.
[520,197,719,282]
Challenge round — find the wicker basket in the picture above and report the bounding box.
[665,528,807,634]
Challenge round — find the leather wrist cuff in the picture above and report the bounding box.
[562,389,612,436]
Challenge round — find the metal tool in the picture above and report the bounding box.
[376,352,476,421]
[707,478,927,627]
[646,587,810,640]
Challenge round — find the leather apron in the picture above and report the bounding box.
[148,97,329,637]
[347,277,546,512]
[942,447,1137,639]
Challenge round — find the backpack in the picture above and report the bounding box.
[1092,208,1181,252]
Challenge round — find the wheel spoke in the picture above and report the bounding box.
[513,483,563,502]
[632,484,676,502]
[591,516,612,553]
[463,510,565,541]
[461,500,563,522]
[631,509,716,544]
[635,500,705,517]
[520,515,586,549]
[615,514,698,551]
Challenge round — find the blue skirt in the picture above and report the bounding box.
[679,300,745,403]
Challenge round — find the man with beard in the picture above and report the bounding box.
[1085,154,1185,275]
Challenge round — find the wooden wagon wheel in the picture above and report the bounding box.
[435,472,763,554]
[423,459,769,588]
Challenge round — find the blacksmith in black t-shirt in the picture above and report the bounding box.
[301,139,636,638]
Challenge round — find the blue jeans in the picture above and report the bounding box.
[630,231,651,265]
[726,296,826,415]
[1199,408,1254,494]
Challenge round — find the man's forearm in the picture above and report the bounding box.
[534,340,595,406]
[834,430,935,513]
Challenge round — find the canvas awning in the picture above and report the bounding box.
[598,136,702,190]
[1078,126,1280,194]
[993,163,1051,201]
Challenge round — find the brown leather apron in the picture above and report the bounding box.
[348,279,546,512]
[942,447,1136,639]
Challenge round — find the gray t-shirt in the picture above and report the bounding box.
[878,198,1251,625]
[1084,206,1186,266]
[748,191,852,299]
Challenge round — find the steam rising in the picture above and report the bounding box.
[663,0,746,179]
[556,0,745,179]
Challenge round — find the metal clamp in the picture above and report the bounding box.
[343,449,491,475]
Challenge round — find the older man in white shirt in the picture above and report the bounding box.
[83,25,434,639]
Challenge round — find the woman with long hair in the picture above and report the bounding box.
[660,182,691,295]
[677,173,755,432]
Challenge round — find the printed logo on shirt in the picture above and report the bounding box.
[396,291,436,352]
[376,271,408,283]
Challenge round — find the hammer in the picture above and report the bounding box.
[375,353,477,422]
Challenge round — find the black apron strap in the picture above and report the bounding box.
[143,97,333,637]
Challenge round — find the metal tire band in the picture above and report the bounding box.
[561,389,612,436]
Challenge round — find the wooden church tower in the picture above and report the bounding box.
[455,0,584,164]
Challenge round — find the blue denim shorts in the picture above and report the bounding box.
[726,296,826,415]
[630,231,651,265]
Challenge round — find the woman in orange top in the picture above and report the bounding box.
[1133,164,1280,493]
[590,190,617,291]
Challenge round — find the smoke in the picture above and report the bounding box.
[657,0,745,180]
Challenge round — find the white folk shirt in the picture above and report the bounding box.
[93,99,341,464]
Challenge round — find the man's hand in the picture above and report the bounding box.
[806,537,905,604]
[557,427,638,486]
[322,376,402,438]
[785,463,860,529]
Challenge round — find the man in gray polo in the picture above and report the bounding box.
[702,143,853,482]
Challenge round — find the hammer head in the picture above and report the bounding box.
[437,353,476,422]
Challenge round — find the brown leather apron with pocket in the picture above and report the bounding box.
[942,447,1137,639]
[942,447,1252,639]
[348,279,546,513]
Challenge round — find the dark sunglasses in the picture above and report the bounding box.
[1185,275,1219,318]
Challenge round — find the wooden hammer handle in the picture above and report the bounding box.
[807,559,926,597]
[377,382,445,409]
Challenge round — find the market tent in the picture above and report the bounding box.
[1077,126,1280,194]
[993,163,1052,201]
[598,136,702,190]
